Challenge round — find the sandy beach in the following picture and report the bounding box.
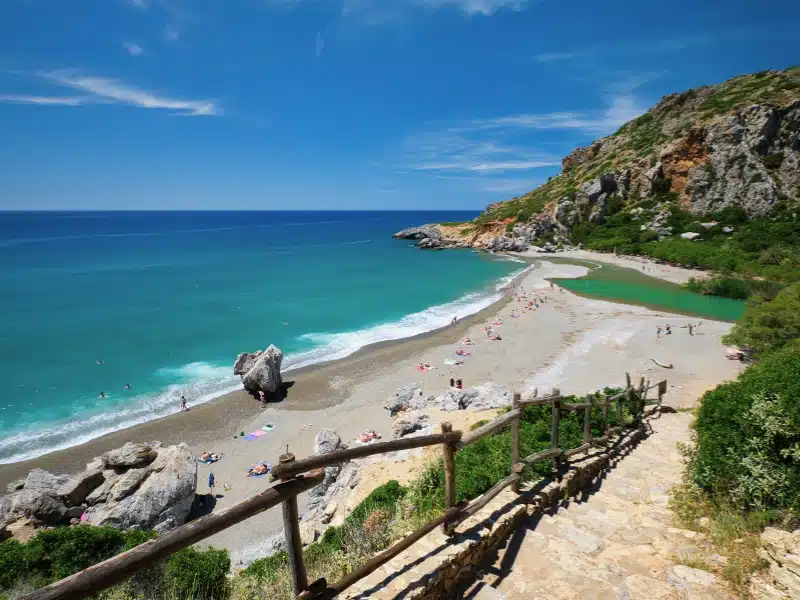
[0,258,743,565]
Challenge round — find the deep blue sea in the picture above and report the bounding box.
[0,211,524,463]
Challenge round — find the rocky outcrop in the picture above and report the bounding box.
[385,383,430,415]
[393,414,430,438]
[392,224,442,241]
[303,430,360,526]
[385,382,513,414]
[0,442,197,537]
[749,527,800,600]
[235,344,283,394]
[399,70,800,251]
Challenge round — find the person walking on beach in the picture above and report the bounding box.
[665,324,672,335]
[259,390,266,408]
[208,471,215,495]
[657,326,662,338]
[180,395,188,411]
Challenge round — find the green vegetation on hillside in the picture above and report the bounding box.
[0,526,229,600]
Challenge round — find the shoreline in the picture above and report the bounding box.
[0,259,745,561]
[0,264,531,487]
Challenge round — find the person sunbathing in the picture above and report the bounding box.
[248,463,269,476]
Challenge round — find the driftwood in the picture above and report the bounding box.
[651,357,674,369]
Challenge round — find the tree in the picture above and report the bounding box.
[723,283,800,355]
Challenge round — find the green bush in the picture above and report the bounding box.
[723,283,800,355]
[763,153,784,170]
[242,551,288,583]
[690,348,800,511]
[345,480,406,527]
[0,540,26,590]
[0,525,156,592]
[652,177,672,195]
[165,547,230,600]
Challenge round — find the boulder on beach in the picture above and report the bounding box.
[384,383,429,415]
[235,345,283,394]
[435,382,513,412]
[0,441,198,538]
[393,414,430,438]
[84,443,197,533]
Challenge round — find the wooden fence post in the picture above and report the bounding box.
[625,373,632,426]
[278,453,308,596]
[658,379,667,410]
[636,376,645,424]
[550,397,561,478]
[511,393,521,493]
[441,423,457,535]
[602,394,609,436]
[583,395,592,454]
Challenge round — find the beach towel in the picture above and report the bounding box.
[244,429,267,441]
[198,456,220,464]
[261,424,274,431]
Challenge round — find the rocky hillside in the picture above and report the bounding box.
[395,67,800,254]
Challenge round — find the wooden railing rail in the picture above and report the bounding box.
[270,431,462,480]
[21,376,667,600]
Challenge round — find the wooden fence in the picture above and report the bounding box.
[21,375,667,600]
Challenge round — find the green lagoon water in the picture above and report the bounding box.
[548,258,746,322]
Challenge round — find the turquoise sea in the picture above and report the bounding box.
[0,211,525,464]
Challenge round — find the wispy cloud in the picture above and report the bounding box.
[0,70,221,116]
[534,51,586,63]
[123,42,145,56]
[0,94,90,106]
[401,131,559,177]
[315,32,325,57]
[126,0,148,8]
[266,0,532,22]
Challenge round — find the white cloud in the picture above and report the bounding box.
[126,0,148,8]
[461,92,645,136]
[411,0,528,15]
[401,131,559,175]
[123,42,145,56]
[268,0,531,21]
[2,70,221,116]
[0,94,90,106]
[315,32,325,57]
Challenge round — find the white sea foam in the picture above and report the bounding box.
[0,363,241,464]
[284,266,530,371]
[0,267,528,464]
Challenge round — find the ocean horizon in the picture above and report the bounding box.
[0,210,523,464]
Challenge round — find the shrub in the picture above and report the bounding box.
[690,348,800,511]
[243,551,288,583]
[723,283,800,355]
[763,153,784,170]
[652,177,672,195]
[345,480,405,528]
[0,540,26,590]
[165,547,230,600]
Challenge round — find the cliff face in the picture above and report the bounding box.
[395,67,800,251]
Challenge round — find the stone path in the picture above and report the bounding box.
[463,412,733,600]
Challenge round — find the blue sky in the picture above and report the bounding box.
[0,0,798,210]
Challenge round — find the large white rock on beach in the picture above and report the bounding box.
[85,443,197,532]
[385,383,428,415]
[239,345,283,393]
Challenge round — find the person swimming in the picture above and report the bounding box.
[99,392,105,399]
[124,384,131,390]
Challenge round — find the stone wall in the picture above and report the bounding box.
[343,423,649,599]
